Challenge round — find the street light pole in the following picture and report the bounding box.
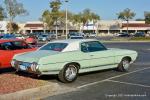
[65,0,68,39]
[55,20,58,39]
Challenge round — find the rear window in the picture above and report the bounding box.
[39,43,68,52]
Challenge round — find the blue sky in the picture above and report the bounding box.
[1,0,150,22]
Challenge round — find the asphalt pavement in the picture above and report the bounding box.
[43,42,150,100]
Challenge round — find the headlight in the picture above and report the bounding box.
[30,62,38,71]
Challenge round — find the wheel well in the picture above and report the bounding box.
[65,62,80,69]
[122,56,132,62]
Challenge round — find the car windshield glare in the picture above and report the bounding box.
[39,43,68,52]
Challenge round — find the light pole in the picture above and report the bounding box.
[55,20,58,39]
[65,0,68,39]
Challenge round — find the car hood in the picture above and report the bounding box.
[14,50,59,63]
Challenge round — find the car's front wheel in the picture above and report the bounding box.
[58,64,79,83]
[117,58,131,72]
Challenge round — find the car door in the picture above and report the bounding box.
[78,42,93,69]
[81,41,115,68]
[0,42,15,68]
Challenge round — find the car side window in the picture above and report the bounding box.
[81,41,107,52]
[12,41,31,50]
[0,42,13,50]
[88,41,107,52]
[81,43,89,52]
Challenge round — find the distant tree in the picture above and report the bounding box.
[117,8,136,33]
[80,9,100,31]
[41,10,53,31]
[4,0,28,33]
[0,6,6,20]
[7,22,19,33]
[50,0,62,22]
[135,18,144,21]
[49,0,62,39]
[144,11,150,24]
[59,10,73,21]
[81,9,93,26]
[72,13,83,31]
[91,12,100,33]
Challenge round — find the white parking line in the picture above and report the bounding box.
[107,80,150,88]
[77,67,150,89]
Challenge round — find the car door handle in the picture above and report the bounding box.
[90,55,94,56]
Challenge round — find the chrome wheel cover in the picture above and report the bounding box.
[65,65,77,81]
[122,60,130,70]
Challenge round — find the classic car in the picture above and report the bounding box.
[11,39,138,83]
[0,39,37,69]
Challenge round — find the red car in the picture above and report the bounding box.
[0,39,37,69]
[25,36,37,45]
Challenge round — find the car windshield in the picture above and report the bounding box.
[39,43,68,52]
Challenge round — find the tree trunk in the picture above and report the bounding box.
[127,20,129,34]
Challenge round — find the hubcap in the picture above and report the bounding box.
[65,65,77,81]
[122,60,130,70]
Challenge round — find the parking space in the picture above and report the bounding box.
[110,68,150,87]
[44,65,150,100]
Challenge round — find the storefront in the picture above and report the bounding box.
[24,21,44,34]
[122,21,150,33]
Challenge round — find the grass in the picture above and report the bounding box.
[129,37,150,41]
[109,37,150,42]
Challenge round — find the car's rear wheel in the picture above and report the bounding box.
[117,58,131,72]
[58,64,79,83]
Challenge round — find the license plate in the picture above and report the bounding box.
[20,65,26,70]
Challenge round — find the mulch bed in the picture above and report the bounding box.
[0,74,47,94]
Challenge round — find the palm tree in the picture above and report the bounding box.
[72,13,82,32]
[81,9,100,32]
[50,0,62,39]
[91,13,100,33]
[117,8,136,34]
[81,9,93,27]
[41,10,53,32]
[144,11,150,24]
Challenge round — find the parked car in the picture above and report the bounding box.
[1,34,16,39]
[15,34,25,39]
[25,36,37,45]
[48,33,56,39]
[38,34,49,41]
[12,39,138,83]
[117,32,130,37]
[0,39,37,69]
[0,34,4,39]
[68,32,84,39]
[133,32,145,37]
[89,32,97,38]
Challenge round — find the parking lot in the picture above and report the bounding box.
[43,42,150,100]
[0,41,150,100]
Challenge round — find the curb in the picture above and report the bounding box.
[0,82,60,100]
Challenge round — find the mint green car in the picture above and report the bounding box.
[11,39,138,83]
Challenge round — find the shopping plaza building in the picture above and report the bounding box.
[0,20,150,35]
